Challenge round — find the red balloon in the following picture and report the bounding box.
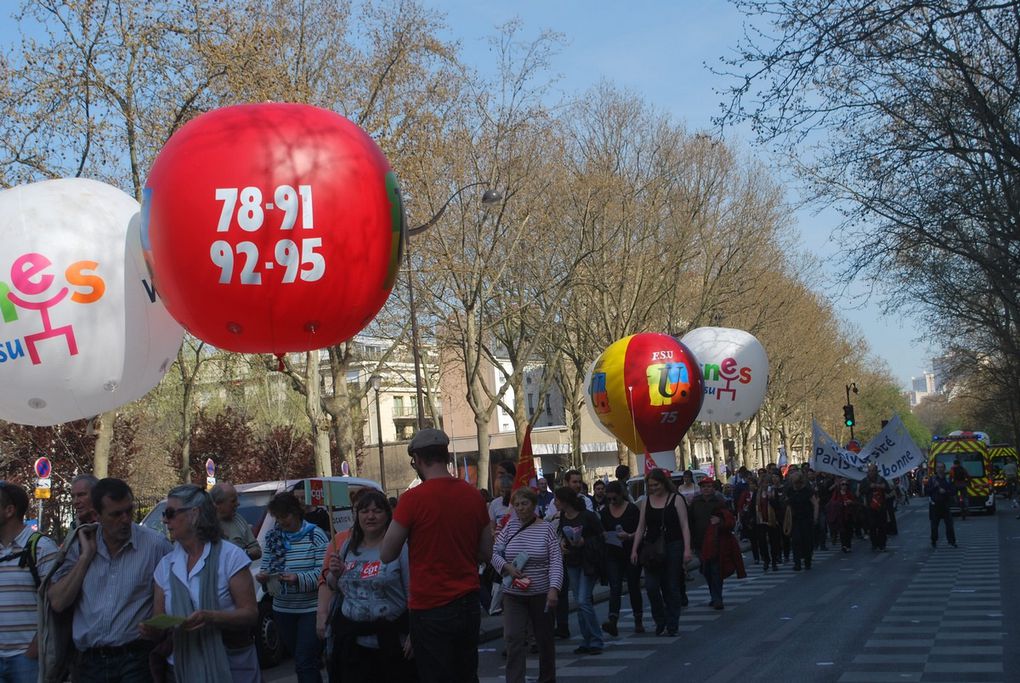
[142,103,404,353]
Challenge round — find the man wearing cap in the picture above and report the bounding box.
[687,477,730,609]
[380,428,493,683]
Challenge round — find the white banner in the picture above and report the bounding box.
[866,415,923,481]
[810,420,869,480]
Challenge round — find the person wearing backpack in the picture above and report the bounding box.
[950,459,971,520]
[0,481,59,683]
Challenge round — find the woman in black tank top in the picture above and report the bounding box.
[630,469,692,636]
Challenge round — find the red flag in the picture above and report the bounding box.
[643,450,658,474]
[512,425,538,492]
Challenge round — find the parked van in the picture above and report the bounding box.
[627,469,710,502]
[142,476,382,667]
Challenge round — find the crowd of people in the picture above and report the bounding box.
[0,430,979,683]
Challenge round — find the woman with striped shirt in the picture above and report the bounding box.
[491,487,563,683]
[257,491,329,683]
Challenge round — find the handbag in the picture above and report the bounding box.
[638,495,672,570]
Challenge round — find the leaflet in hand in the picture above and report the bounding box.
[141,614,186,630]
[502,552,529,588]
[604,530,624,547]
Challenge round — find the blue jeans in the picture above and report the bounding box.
[605,552,643,620]
[565,565,603,649]
[644,540,683,631]
[702,558,723,605]
[0,654,37,683]
[77,646,152,683]
[274,610,323,683]
[409,592,481,683]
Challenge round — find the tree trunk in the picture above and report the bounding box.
[91,410,116,478]
[711,423,724,479]
[179,381,195,484]
[476,415,490,491]
[306,352,333,477]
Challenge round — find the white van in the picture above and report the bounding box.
[626,469,710,502]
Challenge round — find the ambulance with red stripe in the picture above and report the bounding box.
[928,431,996,515]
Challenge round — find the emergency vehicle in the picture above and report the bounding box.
[989,444,1018,494]
[928,432,995,515]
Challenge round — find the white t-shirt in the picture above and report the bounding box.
[489,497,513,534]
[154,540,252,615]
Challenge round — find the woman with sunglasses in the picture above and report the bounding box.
[598,481,643,636]
[325,489,415,682]
[145,484,260,682]
[258,491,330,683]
[630,469,692,636]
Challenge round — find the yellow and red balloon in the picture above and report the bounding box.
[142,103,404,354]
[586,333,703,470]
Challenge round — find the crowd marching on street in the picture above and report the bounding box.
[0,428,1006,683]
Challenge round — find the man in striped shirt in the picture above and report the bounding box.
[49,478,171,683]
[0,482,58,683]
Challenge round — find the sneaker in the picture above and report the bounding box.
[573,646,591,655]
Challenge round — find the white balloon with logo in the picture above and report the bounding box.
[0,178,183,426]
[680,326,769,423]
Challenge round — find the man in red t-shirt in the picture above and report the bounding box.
[381,428,492,683]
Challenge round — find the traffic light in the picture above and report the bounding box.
[843,404,856,427]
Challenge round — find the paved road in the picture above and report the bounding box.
[265,500,1020,682]
[477,502,1019,682]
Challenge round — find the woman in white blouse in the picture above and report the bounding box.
[142,484,259,683]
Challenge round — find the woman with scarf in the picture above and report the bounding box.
[257,491,330,683]
[324,489,415,682]
[145,484,259,682]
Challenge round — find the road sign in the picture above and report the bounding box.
[205,458,216,477]
[34,457,51,479]
[34,477,51,499]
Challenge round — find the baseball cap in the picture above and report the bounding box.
[699,477,717,487]
[408,428,450,453]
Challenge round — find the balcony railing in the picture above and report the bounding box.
[391,406,418,419]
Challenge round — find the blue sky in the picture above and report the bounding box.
[421,0,935,389]
[0,1,933,389]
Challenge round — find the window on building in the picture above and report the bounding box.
[527,393,535,415]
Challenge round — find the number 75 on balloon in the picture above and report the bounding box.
[210,184,323,286]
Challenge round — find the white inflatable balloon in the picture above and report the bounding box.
[0,178,183,426]
[680,327,768,423]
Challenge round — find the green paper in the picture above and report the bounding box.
[141,614,186,629]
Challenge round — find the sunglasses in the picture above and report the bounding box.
[162,506,192,520]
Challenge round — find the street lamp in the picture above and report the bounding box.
[369,374,386,494]
[405,183,502,429]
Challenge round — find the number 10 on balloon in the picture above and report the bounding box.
[210,238,325,285]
